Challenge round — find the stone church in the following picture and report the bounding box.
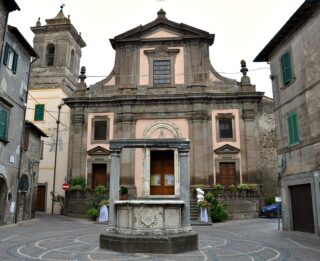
[64,9,277,199]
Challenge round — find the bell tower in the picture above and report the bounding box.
[29,7,86,95]
[26,7,86,214]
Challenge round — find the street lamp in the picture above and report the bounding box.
[51,103,63,214]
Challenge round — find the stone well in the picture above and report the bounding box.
[100,139,198,254]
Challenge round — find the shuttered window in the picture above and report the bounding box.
[34,104,45,121]
[3,43,18,74]
[0,107,8,140]
[281,52,293,85]
[287,111,300,145]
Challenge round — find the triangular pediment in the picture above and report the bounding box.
[87,146,110,156]
[110,9,214,48]
[214,144,240,154]
[142,28,181,39]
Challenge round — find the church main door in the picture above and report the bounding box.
[92,164,107,189]
[218,162,236,187]
[150,150,174,195]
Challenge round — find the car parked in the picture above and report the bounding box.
[259,203,281,218]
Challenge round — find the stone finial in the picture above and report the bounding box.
[240,59,248,76]
[67,15,71,24]
[240,59,251,85]
[36,17,41,27]
[79,66,87,83]
[157,9,167,19]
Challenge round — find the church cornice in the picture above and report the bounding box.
[64,92,265,107]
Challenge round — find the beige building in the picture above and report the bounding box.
[26,8,85,214]
[255,0,320,235]
[65,9,277,203]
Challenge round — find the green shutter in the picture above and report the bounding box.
[3,43,9,65]
[12,52,18,74]
[0,108,8,139]
[287,112,299,145]
[34,104,45,121]
[281,52,293,85]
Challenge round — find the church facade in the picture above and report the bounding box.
[65,10,277,199]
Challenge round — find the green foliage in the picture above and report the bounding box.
[100,199,109,206]
[237,183,258,192]
[95,185,106,195]
[228,184,236,192]
[86,208,99,218]
[265,195,276,205]
[197,200,209,208]
[204,192,216,204]
[204,192,228,222]
[120,186,128,195]
[70,176,86,189]
[210,202,228,222]
[90,185,108,209]
[237,183,249,191]
[70,184,83,191]
[213,183,224,192]
[50,192,64,209]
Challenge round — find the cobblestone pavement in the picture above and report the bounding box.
[1,213,320,260]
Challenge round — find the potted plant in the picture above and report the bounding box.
[50,192,65,215]
[120,186,128,200]
[213,183,224,197]
[87,208,99,221]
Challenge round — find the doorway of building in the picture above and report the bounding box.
[150,150,174,195]
[92,164,107,189]
[218,162,236,187]
[36,184,46,212]
[290,183,315,233]
[0,178,7,225]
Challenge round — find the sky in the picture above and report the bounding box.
[8,0,305,98]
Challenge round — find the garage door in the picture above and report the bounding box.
[290,184,314,233]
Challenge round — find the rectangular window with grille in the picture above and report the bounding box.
[219,118,233,139]
[287,111,300,146]
[153,60,171,85]
[92,118,109,142]
[34,104,45,121]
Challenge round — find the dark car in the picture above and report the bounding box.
[259,203,281,218]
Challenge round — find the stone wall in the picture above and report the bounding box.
[258,97,277,196]
[0,1,8,60]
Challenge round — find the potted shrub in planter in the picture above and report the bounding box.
[120,186,128,200]
[213,183,224,197]
[87,208,99,221]
[227,184,236,197]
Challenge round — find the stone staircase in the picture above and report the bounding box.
[190,197,199,221]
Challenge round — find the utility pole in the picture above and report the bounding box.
[51,104,63,214]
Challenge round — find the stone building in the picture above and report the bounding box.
[254,0,320,234]
[17,121,47,222]
[26,8,85,214]
[0,25,37,225]
[0,0,19,61]
[64,9,277,208]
